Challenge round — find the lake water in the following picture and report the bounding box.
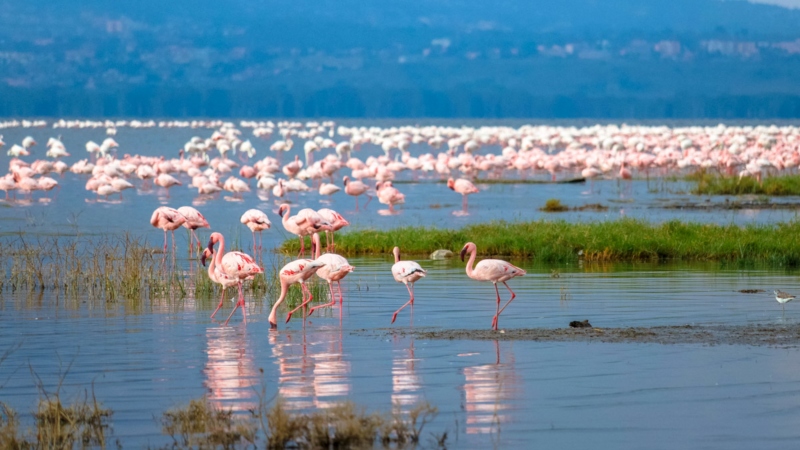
[2,124,800,448]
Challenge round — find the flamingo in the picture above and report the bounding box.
[201,247,239,320]
[203,232,263,325]
[177,206,210,252]
[268,256,326,328]
[376,181,405,212]
[149,207,186,253]
[240,209,271,255]
[447,177,479,211]
[460,242,526,330]
[155,173,181,196]
[343,175,371,210]
[390,246,427,324]
[316,208,349,251]
[308,233,355,316]
[278,204,328,256]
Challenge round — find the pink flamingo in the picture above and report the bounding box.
[343,175,371,210]
[150,206,187,252]
[376,181,405,212]
[316,208,349,251]
[240,209,271,255]
[460,242,526,330]
[447,177,479,211]
[268,256,326,328]
[278,203,328,256]
[390,246,427,324]
[308,233,355,316]
[201,247,239,320]
[154,173,181,197]
[177,206,210,252]
[203,232,263,325]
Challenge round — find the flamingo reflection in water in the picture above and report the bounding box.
[462,340,521,435]
[203,325,260,412]
[269,326,351,410]
[392,337,422,408]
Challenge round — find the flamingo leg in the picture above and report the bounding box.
[337,281,343,305]
[496,281,518,317]
[309,281,336,316]
[491,282,501,331]
[210,287,227,319]
[224,282,246,326]
[298,236,305,257]
[463,195,468,211]
[355,196,359,211]
[391,283,415,324]
[364,194,372,209]
[286,283,314,323]
[252,230,257,257]
[163,229,168,252]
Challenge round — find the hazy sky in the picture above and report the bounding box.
[750,0,800,7]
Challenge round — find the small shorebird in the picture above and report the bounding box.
[774,290,796,312]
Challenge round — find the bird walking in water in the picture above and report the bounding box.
[240,209,271,256]
[308,232,355,317]
[390,246,427,324]
[268,256,326,328]
[343,176,371,211]
[203,232,263,325]
[201,247,239,321]
[460,242,526,330]
[316,208,349,252]
[447,177,479,211]
[775,290,796,312]
[278,203,328,257]
[177,206,210,253]
[150,206,186,253]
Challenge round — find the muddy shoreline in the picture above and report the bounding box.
[356,323,800,347]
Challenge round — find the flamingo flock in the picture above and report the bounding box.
[6,118,800,328]
[2,120,800,212]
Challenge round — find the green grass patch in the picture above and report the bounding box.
[692,172,800,196]
[281,219,800,266]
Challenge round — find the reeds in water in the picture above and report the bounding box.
[692,172,800,196]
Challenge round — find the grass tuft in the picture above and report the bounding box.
[161,398,257,448]
[281,219,800,266]
[692,172,800,196]
[540,199,569,212]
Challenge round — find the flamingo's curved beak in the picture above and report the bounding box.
[460,246,467,262]
[201,251,207,267]
[278,207,285,218]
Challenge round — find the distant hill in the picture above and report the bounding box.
[1,0,800,118]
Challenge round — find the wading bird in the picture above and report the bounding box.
[460,242,526,330]
[390,246,427,324]
[203,232,263,325]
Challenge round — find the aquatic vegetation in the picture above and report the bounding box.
[692,172,800,196]
[162,398,257,448]
[540,199,569,212]
[281,219,800,266]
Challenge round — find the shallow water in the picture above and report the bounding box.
[3,256,800,448]
[3,125,800,447]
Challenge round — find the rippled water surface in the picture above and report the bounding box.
[2,125,800,448]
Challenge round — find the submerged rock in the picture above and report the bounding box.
[430,249,454,260]
[569,320,593,328]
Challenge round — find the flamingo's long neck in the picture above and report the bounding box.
[394,250,400,263]
[281,206,291,229]
[214,235,225,268]
[268,281,289,324]
[313,233,321,259]
[207,251,217,281]
[465,248,477,279]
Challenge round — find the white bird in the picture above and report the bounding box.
[390,246,427,324]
